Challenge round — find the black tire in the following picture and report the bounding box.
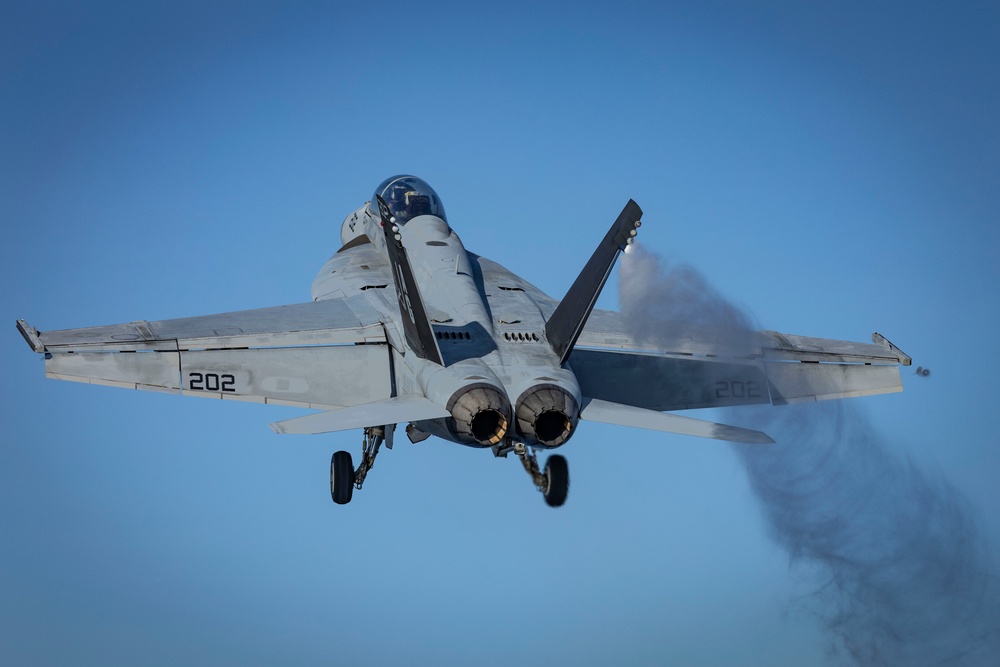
[330,450,355,505]
[543,454,569,507]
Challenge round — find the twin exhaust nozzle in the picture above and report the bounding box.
[514,384,578,447]
[447,382,578,448]
[447,383,510,446]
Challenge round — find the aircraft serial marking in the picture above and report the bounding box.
[188,372,236,393]
[714,380,763,399]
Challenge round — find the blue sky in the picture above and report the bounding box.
[3,2,999,665]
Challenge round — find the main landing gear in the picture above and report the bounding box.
[513,443,569,507]
[330,428,570,508]
[330,450,354,505]
[330,425,390,505]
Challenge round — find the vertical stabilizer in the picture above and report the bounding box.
[545,199,642,364]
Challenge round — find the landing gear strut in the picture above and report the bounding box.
[515,443,569,507]
[355,426,387,490]
[330,425,392,505]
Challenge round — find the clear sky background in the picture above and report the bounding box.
[3,2,999,665]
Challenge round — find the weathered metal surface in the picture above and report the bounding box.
[46,351,181,393]
[764,361,903,405]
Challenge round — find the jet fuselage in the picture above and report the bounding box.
[313,177,580,450]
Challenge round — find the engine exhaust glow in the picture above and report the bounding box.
[447,383,511,446]
[515,384,578,447]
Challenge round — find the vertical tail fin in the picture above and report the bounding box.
[544,199,643,364]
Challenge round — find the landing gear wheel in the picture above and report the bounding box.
[330,450,354,505]
[543,454,569,507]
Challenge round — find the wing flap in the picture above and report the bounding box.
[571,349,771,411]
[46,351,181,393]
[572,345,905,411]
[41,344,394,409]
[765,361,903,405]
[178,346,392,408]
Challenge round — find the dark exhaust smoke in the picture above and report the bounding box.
[619,245,999,665]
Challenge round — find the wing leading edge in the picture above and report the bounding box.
[20,296,385,352]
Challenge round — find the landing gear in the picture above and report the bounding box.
[543,455,569,507]
[331,428,570,508]
[330,425,393,505]
[515,443,570,507]
[330,450,354,505]
[354,426,387,490]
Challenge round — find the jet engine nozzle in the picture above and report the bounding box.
[447,383,511,446]
[515,384,579,447]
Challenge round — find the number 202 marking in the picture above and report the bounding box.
[715,380,762,399]
[189,372,235,393]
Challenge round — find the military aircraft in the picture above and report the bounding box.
[16,176,911,507]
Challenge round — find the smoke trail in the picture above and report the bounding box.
[619,245,1000,666]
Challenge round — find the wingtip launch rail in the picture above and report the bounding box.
[873,332,912,366]
[16,319,44,353]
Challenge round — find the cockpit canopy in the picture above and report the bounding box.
[370,175,447,224]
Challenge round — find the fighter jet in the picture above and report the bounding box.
[16,176,911,507]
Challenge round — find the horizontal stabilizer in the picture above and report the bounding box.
[269,394,450,435]
[580,397,774,444]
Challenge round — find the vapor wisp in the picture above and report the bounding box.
[618,245,999,666]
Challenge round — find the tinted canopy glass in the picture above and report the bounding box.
[370,175,447,224]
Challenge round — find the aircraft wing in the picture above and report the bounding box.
[16,294,395,410]
[572,309,910,409]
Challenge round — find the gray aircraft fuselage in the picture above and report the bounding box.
[314,195,579,450]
